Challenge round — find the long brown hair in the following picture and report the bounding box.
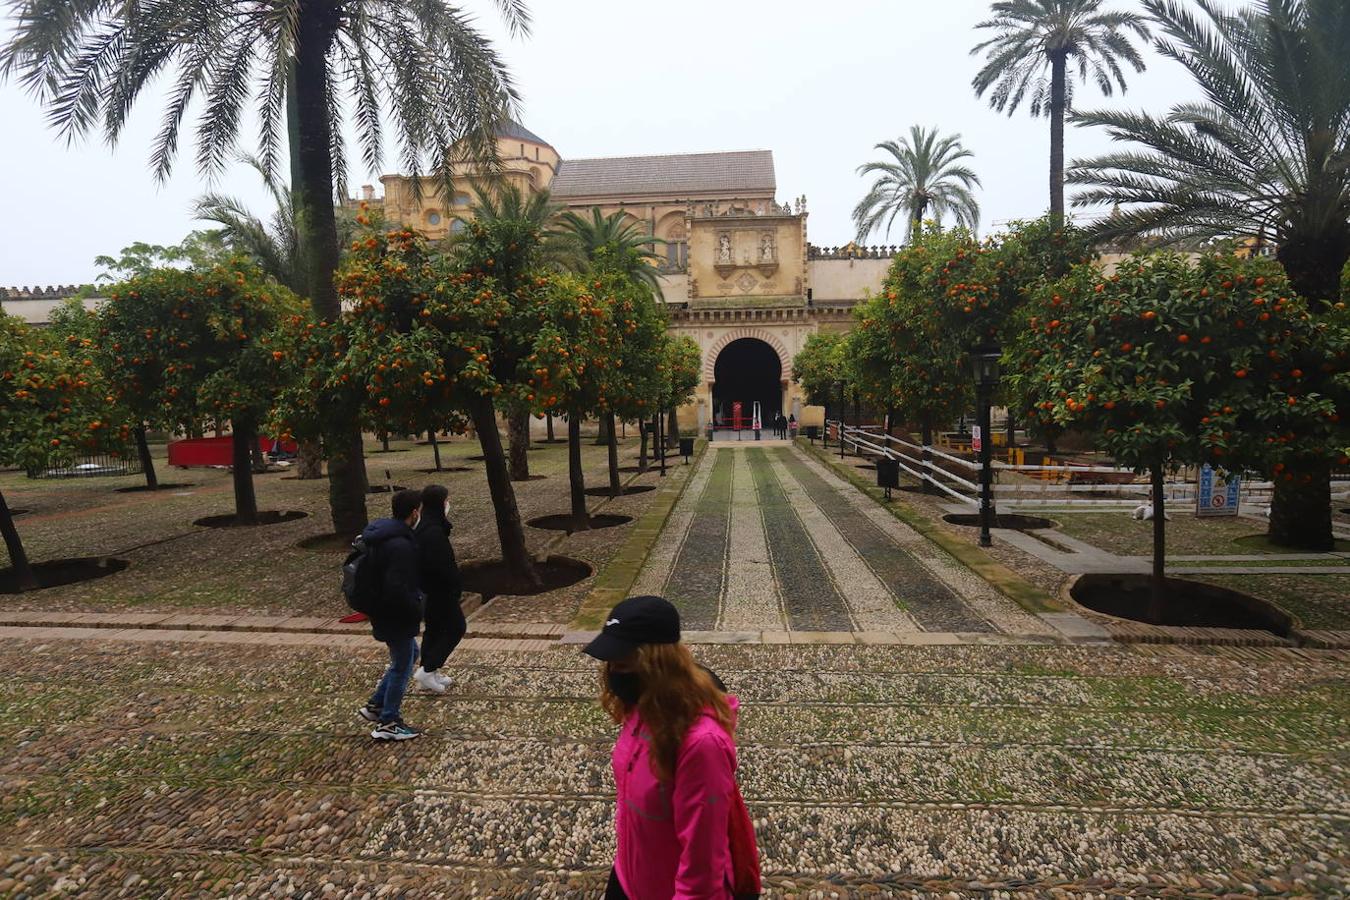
[599,642,733,782]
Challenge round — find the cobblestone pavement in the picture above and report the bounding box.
[634,446,1047,635]
[0,636,1345,897]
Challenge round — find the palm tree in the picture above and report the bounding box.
[1,0,527,538]
[456,182,559,482]
[554,208,665,294]
[1069,0,1350,551]
[852,126,982,243]
[970,0,1149,223]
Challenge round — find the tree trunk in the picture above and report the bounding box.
[594,415,611,446]
[1268,459,1334,551]
[297,439,323,479]
[134,424,158,489]
[231,421,260,526]
[428,430,443,472]
[296,5,368,539]
[667,408,680,444]
[638,417,650,473]
[1148,463,1166,624]
[471,397,540,588]
[1005,410,1016,449]
[1276,229,1350,313]
[508,410,531,481]
[380,432,390,453]
[0,487,37,591]
[251,436,268,474]
[546,412,555,442]
[568,412,589,530]
[1049,51,1067,225]
[606,412,622,497]
[327,425,369,538]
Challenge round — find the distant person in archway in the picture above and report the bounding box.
[788,414,797,439]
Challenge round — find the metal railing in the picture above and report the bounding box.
[825,421,1280,510]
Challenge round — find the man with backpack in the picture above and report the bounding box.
[353,489,425,741]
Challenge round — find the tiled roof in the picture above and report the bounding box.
[496,121,552,147]
[551,150,775,198]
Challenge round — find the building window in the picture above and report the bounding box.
[453,192,471,207]
[427,211,442,226]
[450,219,466,235]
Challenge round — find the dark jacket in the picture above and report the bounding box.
[361,517,423,642]
[414,509,462,606]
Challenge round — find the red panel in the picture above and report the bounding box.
[167,436,299,467]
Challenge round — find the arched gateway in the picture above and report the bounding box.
[705,330,792,428]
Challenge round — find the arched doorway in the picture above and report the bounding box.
[712,338,782,426]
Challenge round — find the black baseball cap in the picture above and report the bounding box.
[583,595,681,661]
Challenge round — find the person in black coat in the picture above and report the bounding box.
[412,484,465,693]
[357,489,425,740]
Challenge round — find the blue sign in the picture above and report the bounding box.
[1196,464,1240,517]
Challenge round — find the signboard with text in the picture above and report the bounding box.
[1196,464,1240,517]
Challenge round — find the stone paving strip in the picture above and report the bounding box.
[626,442,716,597]
[660,448,734,629]
[778,449,995,632]
[718,449,786,631]
[764,451,919,632]
[0,640,1343,895]
[746,448,856,631]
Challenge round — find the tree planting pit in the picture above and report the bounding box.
[0,557,129,593]
[366,485,408,494]
[1071,573,1293,632]
[194,510,309,529]
[943,513,1055,531]
[114,483,196,494]
[460,554,592,601]
[417,467,475,474]
[585,485,656,497]
[527,513,633,535]
[295,533,357,553]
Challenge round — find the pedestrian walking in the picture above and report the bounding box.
[787,414,797,439]
[356,489,425,741]
[584,595,761,899]
[412,484,465,694]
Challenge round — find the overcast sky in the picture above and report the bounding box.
[0,0,1204,287]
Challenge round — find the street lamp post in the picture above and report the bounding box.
[970,344,1001,548]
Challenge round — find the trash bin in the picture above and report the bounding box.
[876,457,900,499]
[805,425,820,443]
[679,437,695,462]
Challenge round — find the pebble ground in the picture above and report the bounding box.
[0,636,1344,897]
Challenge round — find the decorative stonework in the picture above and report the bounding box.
[701,327,794,382]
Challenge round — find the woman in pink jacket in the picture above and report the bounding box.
[584,595,753,900]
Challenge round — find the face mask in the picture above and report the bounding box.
[606,670,644,706]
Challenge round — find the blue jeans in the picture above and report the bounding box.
[369,636,418,723]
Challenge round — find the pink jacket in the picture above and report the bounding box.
[611,696,740,900]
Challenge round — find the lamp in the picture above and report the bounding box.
[969,343,1001,547]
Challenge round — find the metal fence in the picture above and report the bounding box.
[27,448,143,479]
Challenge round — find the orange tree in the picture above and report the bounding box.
[1009,252,1349,615]
[318,225,580,589]
[596,267,669,494]
[660,334,702,448]
[0,312,123,589]
[791,332,848,413]
[99,262,304,524]
[861,228,978,445]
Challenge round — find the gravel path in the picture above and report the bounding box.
[0,638,1344,897]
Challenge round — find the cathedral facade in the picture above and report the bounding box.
[362,123,894,430]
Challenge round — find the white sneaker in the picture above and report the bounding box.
[413,667,446,694]
[433,671,452,688]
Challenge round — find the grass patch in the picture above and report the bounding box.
[1054,512,1350,557]
[1190,573,1350,630]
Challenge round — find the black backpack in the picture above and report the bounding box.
[341,537,383,614]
